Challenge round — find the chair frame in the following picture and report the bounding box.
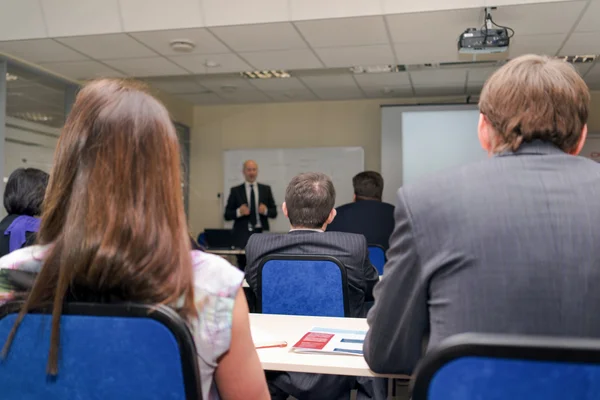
[0,301,201,400]
[256,254,350,317]
[412,332,600,400]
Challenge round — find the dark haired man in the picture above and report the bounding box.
[328,171,394,250]
[245,172,378,400]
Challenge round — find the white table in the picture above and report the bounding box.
[249,313,408,380]
[205,248,245,256]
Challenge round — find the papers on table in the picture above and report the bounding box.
[292,327,366,356]
[252,326,288,349]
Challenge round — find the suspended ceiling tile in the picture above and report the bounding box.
[386,9,481,44]
[492,1,587,35]
[130,28,229,56]
[300,74,358,89]
[354,72,411,89]
[210,23,306,52]
[170,53,252,74]
[363,86,413,98]
[560,32,600,56]
[509,33,566,57]
[103,57,189,77]
[247,77,307,91]
[195,76,257,92]
[145,77,206,94]
[119,0,204,32]
[290,0,382,21]
[295,16,388,48]
[0,0,47,41]
[314,45,396,68]
[394,41,462,64]
[57,34,157,60]
[0,39,89,63]
[574,0,600,33]
[40,60,125,80]
[410,69,467,86]
[311,86,365,100]
[41,0,123,37]
[203,0,289,27]
[178,92,228,105]
[383,0,483,14]
[240,49,323,70]
[264,88,318,102]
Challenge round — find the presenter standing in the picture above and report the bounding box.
[224,160,277,267]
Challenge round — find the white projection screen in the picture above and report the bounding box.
[381,105,488,204]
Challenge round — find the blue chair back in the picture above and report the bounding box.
[0,301,201,400]
[412,333,600,400]
[258,255,349,317]
[367,244,386,275]
[197,232,207,247]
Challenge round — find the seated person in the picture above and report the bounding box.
[364,55,600,381]
[0,168,49,257]
[327,171,395,250]
[0,79,269,400]
[246,172,378,400]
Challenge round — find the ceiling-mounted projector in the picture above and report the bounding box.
[458,8,513,56]
[458,27,510,54]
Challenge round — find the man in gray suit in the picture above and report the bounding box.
[246,172,378,399]
[364,54,600,379]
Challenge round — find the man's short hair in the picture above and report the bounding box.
[353,171,384,201]
[479,54,590,153]
[4,168,49,216]
[285,172,335,229]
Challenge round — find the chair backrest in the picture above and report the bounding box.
[368,244,386,275]
[0,301,201,400]
[197,232,207,247]
[257,254,349,317]
[412,333,600,400]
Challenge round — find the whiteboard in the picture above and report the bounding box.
[223,147,365,233]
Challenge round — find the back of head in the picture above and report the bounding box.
[3,168,49,216]
[4,79,195,375]
[479,54,590,153]
[353,171,383,201]
[285,172,335,229]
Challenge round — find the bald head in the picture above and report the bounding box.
[243,160,258,183]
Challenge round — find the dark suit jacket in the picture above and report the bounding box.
[327,200,395,250]
[245,230,379,318]
[224,183,277,234]
[0,214,37,258]
[365,141,600,375]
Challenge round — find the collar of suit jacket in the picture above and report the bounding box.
[496,140,564,158]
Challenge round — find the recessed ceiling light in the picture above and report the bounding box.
[5,73,18,81]
[204,60,221,68]
[13,112,54,123]
[241,70,291,79]
[556,55,597,63]
[169,39,195,53]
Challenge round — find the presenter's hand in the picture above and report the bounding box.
[239,204,250,216]
[259,203,267,215]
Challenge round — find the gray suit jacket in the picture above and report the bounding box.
[364,141,600,375]
[245,230,379,318]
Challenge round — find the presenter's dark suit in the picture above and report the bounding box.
[224,183,277,249]
[246,230,379,400]
[327,200,395,250]
[365,141,600,379]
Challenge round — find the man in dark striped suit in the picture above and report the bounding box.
[246,172,378,400]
